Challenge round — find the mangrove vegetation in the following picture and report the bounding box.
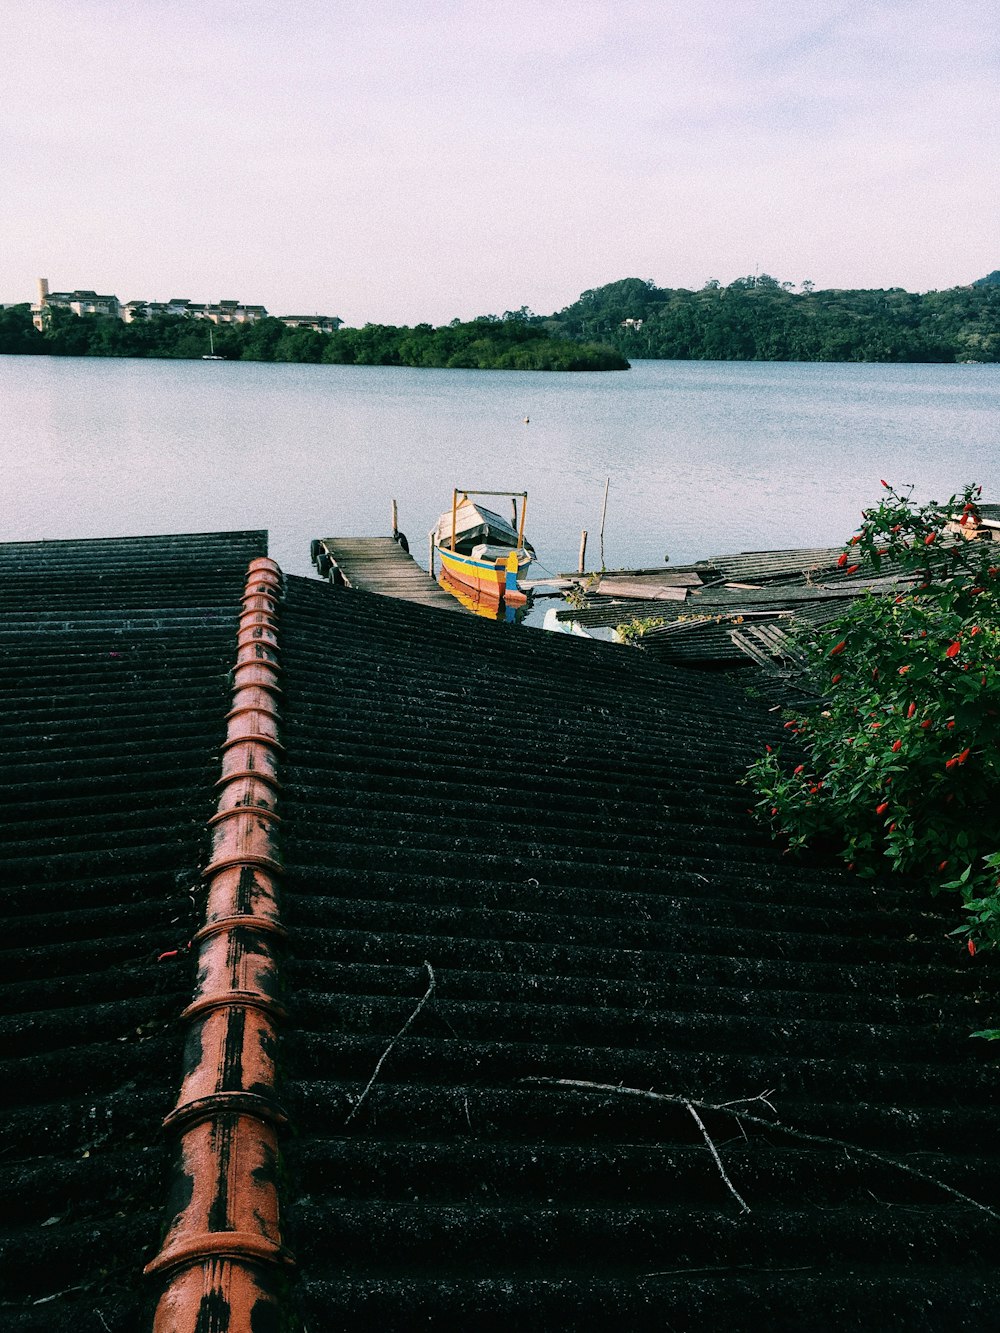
[0,304,628,371]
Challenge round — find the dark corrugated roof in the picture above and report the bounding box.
[0,531,266,1331]
[274,577,1000,1330]
[4,538,1000,1330]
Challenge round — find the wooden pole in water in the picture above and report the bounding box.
[391,498,398,538]
[578,530,588,573]
[428,530,436,577]
[451,489,459,551]
[599,476,610,570]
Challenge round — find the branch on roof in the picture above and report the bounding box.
[685,1100,751,1213]
[345,961,437,1125]
[523,1077,1000,1222]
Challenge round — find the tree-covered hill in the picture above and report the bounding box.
[546,275,1000,362]
[6,274,1000,366]
[0,305,628,372]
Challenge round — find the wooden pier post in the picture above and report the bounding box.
[578,530,588,574]
[599,476,610,570]
[391,498,398,538]
[428,530,436,577]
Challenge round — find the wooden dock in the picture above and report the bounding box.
[311,536,467,613]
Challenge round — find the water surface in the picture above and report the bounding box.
[2,356,996,578]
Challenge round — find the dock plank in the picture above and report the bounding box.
[313,537,467,613]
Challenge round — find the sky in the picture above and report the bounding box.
[2,0,997,325]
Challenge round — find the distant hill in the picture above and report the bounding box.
[542,276,1000,363]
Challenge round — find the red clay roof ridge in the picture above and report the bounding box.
[145,556,294,1331]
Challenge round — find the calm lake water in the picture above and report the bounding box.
[2,355,997,579]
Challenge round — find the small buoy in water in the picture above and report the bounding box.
[524,416,530,424]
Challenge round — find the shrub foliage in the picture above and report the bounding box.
[747,483,1000,962]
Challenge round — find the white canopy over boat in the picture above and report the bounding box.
[432,493,535,561]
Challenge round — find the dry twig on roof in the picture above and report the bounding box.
[523,1077,1000,1222]
[345,961,437,1125]
[684,1100,751,1213]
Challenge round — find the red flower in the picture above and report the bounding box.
[946,640,961,657]
[888,822,896,832]
[831,673,842,684]
[906,702,916,718]
[938,860,948,871]
[968,940,977,957]
[876,801,889,816]
[898,665,910,675]
[846,563,860,574]
[880,479,890,488]
[891,739,902,752]
[920,720,932,729]
[956,748,971,765]
[830,640,847,657]
[837,552,848,568]
[793,764,805,775]
[924,532,936,545]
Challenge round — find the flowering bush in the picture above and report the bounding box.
[747,482,1000,958]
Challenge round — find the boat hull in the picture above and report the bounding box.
[436,545,506,597]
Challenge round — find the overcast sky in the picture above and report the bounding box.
[2,0,997,325]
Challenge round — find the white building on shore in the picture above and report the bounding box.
[31,279,120,328]
[32,279,340,333]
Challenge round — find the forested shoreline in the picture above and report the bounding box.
[3,272,999,367]
[547,275,1000,363]
[0,305,627,371]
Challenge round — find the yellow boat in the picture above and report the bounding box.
[432,489,534,605]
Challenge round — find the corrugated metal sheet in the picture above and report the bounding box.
[6,536,1000,1330]
[272,578,1000,1329]
[0,531,265,1331]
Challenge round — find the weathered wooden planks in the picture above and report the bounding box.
[313,537,467,613]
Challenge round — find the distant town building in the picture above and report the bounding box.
[276,314,344,333]
[32,279,120,329]
[33,279,341,333]
[122,296,268,325]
